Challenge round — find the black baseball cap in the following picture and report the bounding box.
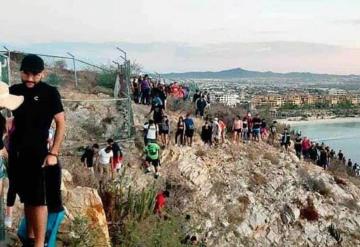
[20,54,44,73]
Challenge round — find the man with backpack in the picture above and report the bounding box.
[143,120,158,145]
[144,142,161,178]
[280,128,291,153]
[148,96,164,125]
[184,113,195,146]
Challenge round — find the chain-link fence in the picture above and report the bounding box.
[0,51,10,83]
[0,50,136,145]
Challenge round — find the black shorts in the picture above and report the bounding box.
[185,129,194,137]
[234,129,242,133]
[9,149,63,212]
[146,157,160,167]
[159,129,169,135]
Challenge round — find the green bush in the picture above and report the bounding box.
[68,216,102,247]
[114,215,185,247]
[47,73,62,86]
[96,69,117,89]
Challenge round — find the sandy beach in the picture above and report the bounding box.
[278,117,360,126]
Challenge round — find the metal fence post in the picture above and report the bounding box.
[67,52,78,88]
[3,47,11,85]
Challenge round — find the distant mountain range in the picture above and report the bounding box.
[163,67,359,80]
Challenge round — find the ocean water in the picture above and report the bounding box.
[290,121,360,164]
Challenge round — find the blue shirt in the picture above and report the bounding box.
[184,118,194,130]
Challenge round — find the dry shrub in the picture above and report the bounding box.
[334,176,347,186]
[238,196,250,210]
[300,197,319,221]
[226,196,250,225]
[247,149,258,161]
[263,152,280,165]
[71,165,99,189]
[299,169,332,197]
[210,181,228,198]
[195,149,207,157]
[341,198,360,211]
[249,173,267,191]
[167,97,194,114]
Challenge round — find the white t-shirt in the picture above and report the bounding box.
[98,148,113,165]
[144,124,158,140]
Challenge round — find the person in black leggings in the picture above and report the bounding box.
[175,116,185,146]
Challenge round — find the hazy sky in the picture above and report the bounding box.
[1,0,360,73]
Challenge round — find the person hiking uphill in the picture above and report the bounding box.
[294,133,303,159]
[159,115,170,147]
[218,118,226,144]
[154,190,170,217]
[184,113,195,146]
[175,116,185,146]
[201,121,212,146]
[81,143,99,174]
[252,114,261,142]
[8,55,66,247]
[211,118,221,145]
[140,74,151,105]
[268,121,277,145]
[242,117,249,143]
[195,95,207,118]
[96,146,113,180]
[280,128,291,152]
[302,137,311,159]
[144,142,161,178]
[144,120,158,145]
[147,92,164,124]
[107,138,123,176]
[192,90,201,103]
[232,115,243,144]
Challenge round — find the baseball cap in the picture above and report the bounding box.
[20,54,44,73]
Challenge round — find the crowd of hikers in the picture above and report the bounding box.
[288,130,360,174]
[0,56,359,246]
[80,138,123,180]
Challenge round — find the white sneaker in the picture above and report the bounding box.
[4,216,12,228]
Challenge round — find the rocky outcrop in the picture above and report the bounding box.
[129,103,360,247]
[59,169,110,246]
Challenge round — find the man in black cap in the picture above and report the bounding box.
[8,54,66,247]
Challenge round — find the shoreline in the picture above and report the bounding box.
[278,117,360,126]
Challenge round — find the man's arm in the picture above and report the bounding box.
[50,112,65,155]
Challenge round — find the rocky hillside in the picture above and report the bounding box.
[127,103,360,246]
[6,90,360,246]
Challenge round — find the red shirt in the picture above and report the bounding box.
[154,192,166,214]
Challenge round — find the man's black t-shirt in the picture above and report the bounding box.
[81,147,95,167]
[9,82,64,151]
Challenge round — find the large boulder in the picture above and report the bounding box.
[59,169,110,246]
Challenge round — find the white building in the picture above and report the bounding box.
[329,88,347,96]
[215,94,239,107]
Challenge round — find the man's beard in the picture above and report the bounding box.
[22,79,37,87]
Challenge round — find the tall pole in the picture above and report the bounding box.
[116,47,127,62]
[3,46,11,85]
[67,52,78,88]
